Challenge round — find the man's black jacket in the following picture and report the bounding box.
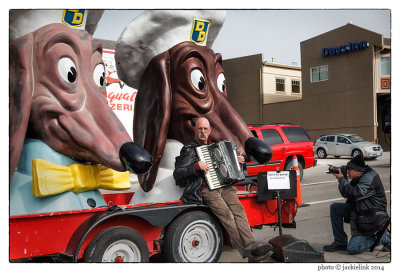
[173,138,204,204]
[338,165,389,236]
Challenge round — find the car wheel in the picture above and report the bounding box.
[352,149,363,158]
[164,211,223,263]
[285,158,304,181]
[83,226,149,262]
[317,148,327,159]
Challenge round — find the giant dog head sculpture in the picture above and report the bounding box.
[9,23,151,182]
[129,41,272,192]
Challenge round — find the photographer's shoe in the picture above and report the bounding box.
[323,242,347,252]
[382,242,390,252]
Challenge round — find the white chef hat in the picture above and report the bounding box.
[115,10,226,90]
[10,9,104,41]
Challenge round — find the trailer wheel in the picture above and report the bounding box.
[84,226,149,263]
[164,211,223,262]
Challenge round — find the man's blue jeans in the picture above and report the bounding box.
[330,202,387,255]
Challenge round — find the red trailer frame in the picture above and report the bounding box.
[10,186,297,262]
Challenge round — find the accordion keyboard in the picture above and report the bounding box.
[196,145,220,190]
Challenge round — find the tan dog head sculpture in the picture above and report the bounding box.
[9,23,151,182]
[127,41,273,192]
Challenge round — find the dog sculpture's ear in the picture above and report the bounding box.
[9,34,34,182]
[133,51,172,192]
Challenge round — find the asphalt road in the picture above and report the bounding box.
[219,152,391,264]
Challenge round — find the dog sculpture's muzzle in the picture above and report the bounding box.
[120,142,152,174]
[244,137,273,164]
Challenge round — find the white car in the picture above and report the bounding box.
[314,134,383,159]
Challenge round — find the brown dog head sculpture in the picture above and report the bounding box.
[132,41,272,192]
[9,23,151,182]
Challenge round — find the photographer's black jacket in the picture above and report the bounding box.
[338,165,388,236]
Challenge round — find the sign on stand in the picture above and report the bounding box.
[267,171,291,190]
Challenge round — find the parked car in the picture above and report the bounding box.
[314,134,383,159]
[246,124,316,181]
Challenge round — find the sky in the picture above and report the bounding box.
[93,9,391,66]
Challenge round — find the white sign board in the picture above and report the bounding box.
[103,49,137,140]
[267,171,291,190]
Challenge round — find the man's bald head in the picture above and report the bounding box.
[194,117,212,144]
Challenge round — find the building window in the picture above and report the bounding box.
[310,65,328,82]
[380,57,391,76]
[276,78,285,92]
[292,80,300,93]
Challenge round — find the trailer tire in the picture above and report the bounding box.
[164,211,223,262]
[83,226,149,262]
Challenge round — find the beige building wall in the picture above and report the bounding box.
[262,63,302,104]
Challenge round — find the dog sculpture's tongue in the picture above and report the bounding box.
[119,142,152,174]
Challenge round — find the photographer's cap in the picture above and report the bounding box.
[10,9,104,41]
[347,155,366,172]
[115,10,226,90]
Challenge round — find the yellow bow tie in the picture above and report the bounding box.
[32,159,131,197]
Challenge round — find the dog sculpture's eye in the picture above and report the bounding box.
[93,64,106,87]
[190,69,205,90]
[217,73,226,92]
[58,57,77,83]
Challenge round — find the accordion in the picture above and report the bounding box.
[196,141,245,190]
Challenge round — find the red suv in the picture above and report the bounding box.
[246,124,316,180]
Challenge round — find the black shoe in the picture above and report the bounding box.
[244,242,257,257]
[252,241,272,256]
[245,241,272,257]
[323,242,347,252]
[382,242,390,252]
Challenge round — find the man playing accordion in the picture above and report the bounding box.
[173,117,271,261]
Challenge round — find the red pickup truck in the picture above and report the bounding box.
[246,124,317,180]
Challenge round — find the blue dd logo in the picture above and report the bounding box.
[191,19,210,44]
[62,9,86,27]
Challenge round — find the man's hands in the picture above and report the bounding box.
[332,168,343,179]
[237,155,245,164]
[198,161,210,173]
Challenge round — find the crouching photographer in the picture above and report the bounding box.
[323,155,390,254]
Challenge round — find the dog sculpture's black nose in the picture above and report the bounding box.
[119,142,152,174]
[245,137,273,164]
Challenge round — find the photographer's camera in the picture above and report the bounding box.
[327,165,347,177]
